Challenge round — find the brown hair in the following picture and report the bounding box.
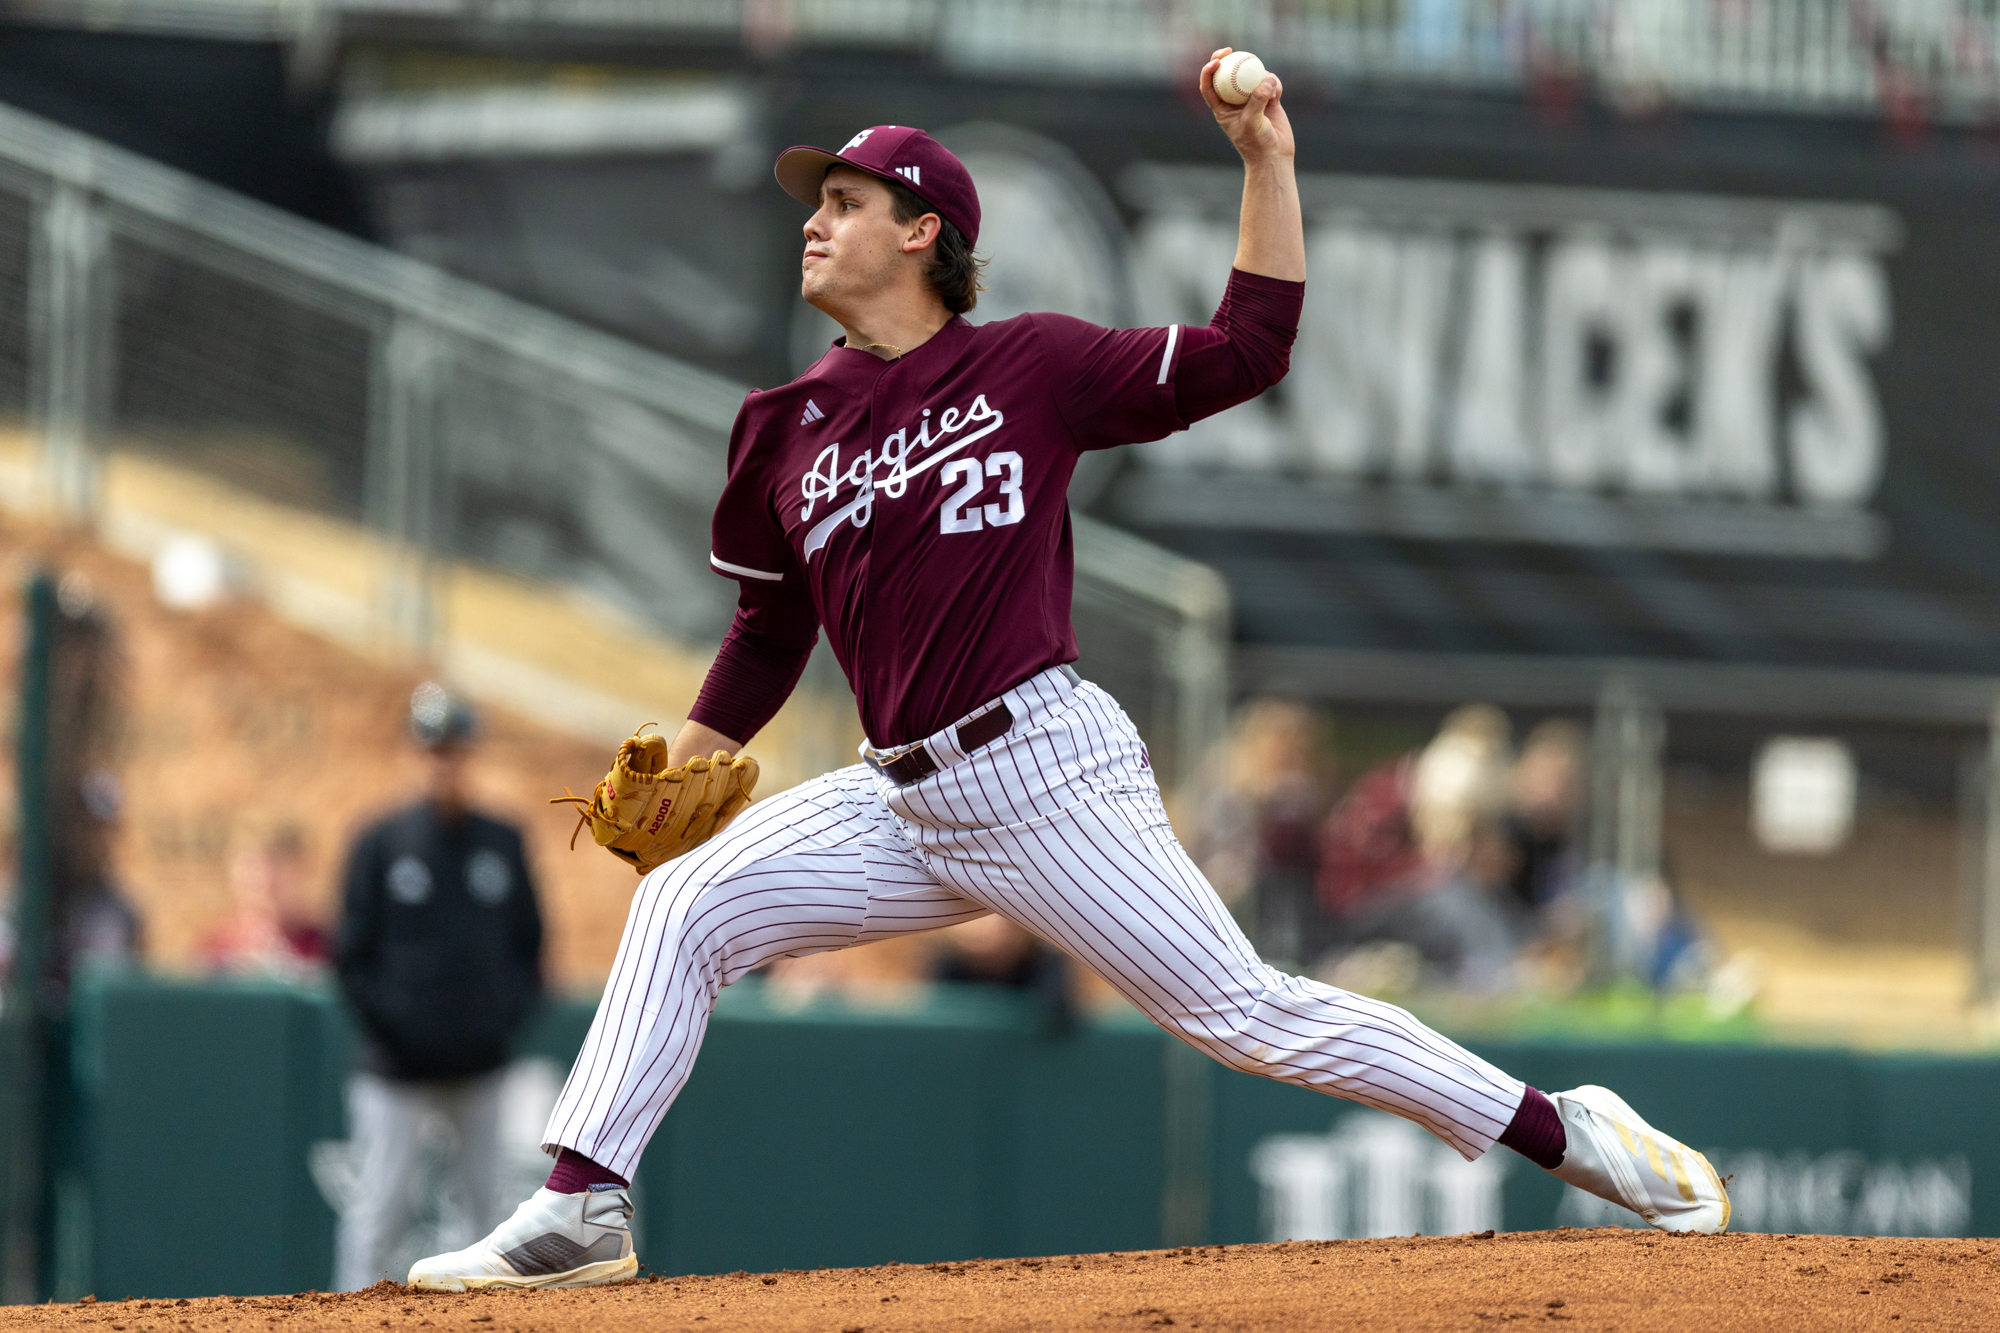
[883,178,987,315]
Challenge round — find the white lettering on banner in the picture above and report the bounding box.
[1791,255,1892,504]
[800,394,1007,559]
[1259,1120,1970,1239]
[1449,230,1533,484]
[1556,1150,1971,1236]
[1249,1115,1508,1240]
[1121,168,1901,559]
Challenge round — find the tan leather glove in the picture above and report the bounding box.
[554,730,759,875]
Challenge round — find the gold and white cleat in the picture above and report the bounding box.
[1548,1085,1731,1234]
[408,1187,639,1292]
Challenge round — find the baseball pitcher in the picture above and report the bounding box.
[410,50,1728,1292]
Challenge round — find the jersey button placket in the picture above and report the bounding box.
[865,342,957,748]
[858,360,906,746]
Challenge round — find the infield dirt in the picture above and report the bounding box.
[4,1231,1995,1332]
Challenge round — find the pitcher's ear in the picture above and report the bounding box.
[903,213,942,253]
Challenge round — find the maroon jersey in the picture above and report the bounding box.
[692,268,1303,748]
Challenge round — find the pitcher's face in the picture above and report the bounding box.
[800,166,932,313]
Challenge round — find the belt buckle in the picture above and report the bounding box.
[870,738,939,787]
[869,738,918,767]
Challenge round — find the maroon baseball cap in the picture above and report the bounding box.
[775,126,981,247]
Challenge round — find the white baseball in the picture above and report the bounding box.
[1215,51,1270,105]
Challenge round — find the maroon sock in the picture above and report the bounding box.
[1497,1087,1566,1171]
[545,1148,629,1194]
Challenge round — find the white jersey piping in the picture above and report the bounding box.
[710,553,785,582]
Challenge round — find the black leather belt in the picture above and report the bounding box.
[867,667,1080,788]
[871,703,1014,787]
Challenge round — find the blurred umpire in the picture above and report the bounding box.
[333,683,544,1291]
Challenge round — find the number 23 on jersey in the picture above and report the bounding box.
[939,451,1025,534]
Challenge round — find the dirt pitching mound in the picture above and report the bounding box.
[4,1231,1994,1332]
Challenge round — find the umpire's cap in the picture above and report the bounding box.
[775,126,981,246]
[409,681,479,750]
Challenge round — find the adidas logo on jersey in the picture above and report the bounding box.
[800,400,826,426]
[893,165,921,186]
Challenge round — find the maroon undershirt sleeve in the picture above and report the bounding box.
[686,580,820,745]
[1172,267,1305,424]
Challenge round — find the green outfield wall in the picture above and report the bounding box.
[53,976,1997,1300]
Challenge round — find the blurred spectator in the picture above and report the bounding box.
[1319,704,1514,921]
[1502,719,1588,913]
[1408,704,1513,869]
[1619,865,1710,990]
[36,582,139,1001]
[332,683,543,1292]
[202,823,328,979]
[1500,718,1710,990]
[1220,699,1332,970]
[1313,707,1720,997]
[1318,706,1525,992]
[932,914,1072,1030]
[0,774,140,1007]
[57,768,143,989]
[1316,752,1422,921]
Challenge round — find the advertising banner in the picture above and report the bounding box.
[70,980,2000,1297]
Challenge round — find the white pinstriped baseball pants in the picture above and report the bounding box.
[544,667,1526,1180]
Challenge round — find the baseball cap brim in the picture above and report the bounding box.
[774,130,979,245]
[775,144,951,219]
[775,145,856,209]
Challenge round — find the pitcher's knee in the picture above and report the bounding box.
[1154,969,1338,1078]
[1156,1007,1274,1073]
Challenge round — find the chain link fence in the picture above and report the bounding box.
[0,100,1227,798]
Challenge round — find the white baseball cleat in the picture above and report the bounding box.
[407,1187,639,1292]
[1548,1085,1731,1234]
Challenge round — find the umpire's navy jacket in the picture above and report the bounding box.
[334,800,544,1082]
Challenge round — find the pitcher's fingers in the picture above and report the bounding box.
[1243,72,1281,120]
[1199,59,1233,113]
